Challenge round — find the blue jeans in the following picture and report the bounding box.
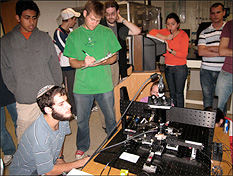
[0,103,17,155]
[165,65,188,107]
[200,68,220,108]
[74,90,116,152]
[215,70,233,114]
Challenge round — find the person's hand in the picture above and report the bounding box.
[166,34,173,40]
[91,59,108,67]
[79,156,90,167]
[116,14,124,23]
[84,56,96,67]
[56,158,66,164]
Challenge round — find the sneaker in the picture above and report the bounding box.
[91,106,98,112]
[3,155,13,167]
[75,150,85,160]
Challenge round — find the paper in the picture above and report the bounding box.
[119,152,140,163]
[81,53,114,70]
[67,168,93,175]
[146,34,165,43]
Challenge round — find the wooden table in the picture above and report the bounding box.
[211,127,232,175]
[82,127,232,175]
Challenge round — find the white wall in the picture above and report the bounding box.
[35,1,84,37]
[34,0,232,39]
[151,0,232,41]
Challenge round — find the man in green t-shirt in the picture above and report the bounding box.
[63,0,121,160]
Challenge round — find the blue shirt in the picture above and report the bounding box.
[9,114,71,175]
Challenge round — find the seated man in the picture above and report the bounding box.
[9,85,89,175]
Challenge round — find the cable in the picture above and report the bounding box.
[99,162,110,176]
[221,160,232,167]
[211,165,223,176]
[84,73,160,167]
[199,150,212,163]
[100,147,125,176]
[98,128,157,153]
[227,167,233,176]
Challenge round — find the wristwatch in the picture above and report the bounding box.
[169,49,173,53]
[58,155,64,159]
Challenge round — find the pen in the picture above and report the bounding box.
[169,30,173,40]
[82,50,89,56]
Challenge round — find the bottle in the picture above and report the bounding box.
[223,120,228,133]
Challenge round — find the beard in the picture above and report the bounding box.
[51,108,73,121]
[107,18,116,24]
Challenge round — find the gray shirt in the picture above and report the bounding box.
[9,114,71,175]
[1,24,62,104]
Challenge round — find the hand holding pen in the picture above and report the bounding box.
[82,50,96,67]
[82,50,107,68]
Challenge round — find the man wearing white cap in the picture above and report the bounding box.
[53,8,80,116]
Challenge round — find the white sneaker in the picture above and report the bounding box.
[75,150,85,160]
[3,155,13,166]
[91,106,98,112]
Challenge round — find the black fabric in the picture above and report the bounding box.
[101,19,129,78]
[0,56,16,107]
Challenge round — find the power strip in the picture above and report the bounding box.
[212,142,223,161]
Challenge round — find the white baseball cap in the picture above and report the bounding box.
[61,8,80,20]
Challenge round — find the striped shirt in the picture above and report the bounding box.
[198,22,226,71]
[53,25,73,68]
[9,114,71,175]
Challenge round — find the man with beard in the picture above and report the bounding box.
[101,0,141,83]
[9,85,89,176]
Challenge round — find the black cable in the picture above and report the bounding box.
[84,73,160,167]
[98,128,157,153]
[214,134,231,151]
[99,161,110,176]
[200,149,232,176]
[211,165,223,176]
[199,150,212,162]
[227,167,233,176]
[221,159,232,167]
[222,147,232,163]
[100,147,125,176]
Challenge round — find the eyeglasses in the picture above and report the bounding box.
[105,12,116,17]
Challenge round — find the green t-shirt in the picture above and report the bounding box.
[64,25,121,94]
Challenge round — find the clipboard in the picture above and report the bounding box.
[81,52,114,70]
[146,34,165,43]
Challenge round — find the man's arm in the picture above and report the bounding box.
[45,157,90,175]
[219,37,232,57]
[48,38,63,86]
[69,56,96,69]
[69,53,117,68]
[198,45,220,57]
[101,53,117,65]
[1,46,17,94]
[117,14,141,35]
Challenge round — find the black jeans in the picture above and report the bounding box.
[165,65,188,107]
